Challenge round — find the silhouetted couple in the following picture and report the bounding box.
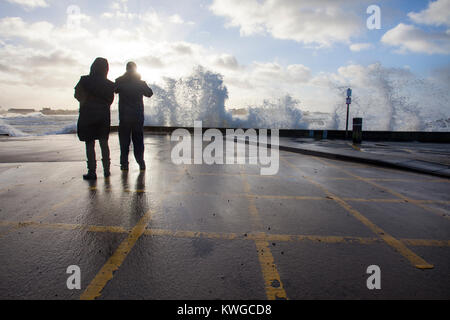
[75,57,153,180]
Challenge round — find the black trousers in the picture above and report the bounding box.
[119,121,144,166]
[85,139,110,171]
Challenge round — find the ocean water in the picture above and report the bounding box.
[0,112,79,137]
[0,66,448,137]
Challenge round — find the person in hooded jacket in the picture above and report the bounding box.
[115,62,153,171]
[75,57,115,180]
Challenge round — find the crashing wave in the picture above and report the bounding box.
[144,66,307,129]
[330,63,450,131]
[0,119,28,137]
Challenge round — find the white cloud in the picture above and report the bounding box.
[381,23,450,54]
[210,0,367,47]
[169,14,184,24]
[408,0,450,26]
[213,54,240,70]
[5,0,48,9]
[0,10,316,110]
[221,61,314,108]
[349,43,373,52]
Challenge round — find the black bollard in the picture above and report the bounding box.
[352,118,363,144]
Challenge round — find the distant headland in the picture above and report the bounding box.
[3,108,78,115]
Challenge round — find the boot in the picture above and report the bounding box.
[102,159,111,178]
[83,170,97,180]
[138,160,146,171]
[83,160,97,180]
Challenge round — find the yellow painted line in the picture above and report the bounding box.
[144,229,449,247]
[89,187,148,194]
[1,220,448,248]
[80,168,186,300]
[144,229,240,240]
[280,176,448,183]
[0,220,128,233]
[33,193,83,221]
[401,239,450,247]
[169,190,331,202]
[254,240,287,300]
[241,172,264,230]
[343,198,450,205]
[330,195,433,269]
[369,178,449,183]
[239,167,287,300]
[348,143,361,151]
[412,200,450,204]
[409,202,450,219]
[86,225,128,233]
[261,234,381,245]
[185,169,447,184]
[123,189,147,193]
[282,157,434,270]
[169,190,248,199]
[184,172,241,177]
[249,194,328,201]
[169,190,447,206]
[188,172,294,179]
[144,229,379,245]
[313,156,450,220]
[342,198,405,203]
[80,211,153,300]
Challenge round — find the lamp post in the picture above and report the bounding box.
[345,88,352,139]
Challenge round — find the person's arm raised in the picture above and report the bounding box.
[142,81,153,98]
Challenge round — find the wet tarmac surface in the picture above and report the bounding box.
[0,134,449,299]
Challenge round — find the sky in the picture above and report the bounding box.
[0,0,449,113]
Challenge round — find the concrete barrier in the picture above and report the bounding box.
[109,126,450,143]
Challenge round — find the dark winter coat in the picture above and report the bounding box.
[75,58,115,142]
[115,72,153,124]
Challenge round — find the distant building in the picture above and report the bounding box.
[8,108,35,114]
[230,108,248,116]
[40,108,78,115]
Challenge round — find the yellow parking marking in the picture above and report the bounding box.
[342,198,405,203]
[369,178,449,183]
[312,156,450,220]
[330,195,433,269]
[144,229,240,240]
[255,240,288,300]
[282,157,434,270]
[123,189,147,193]
[168,190,448,205]
[81,167,187,300]
[33,193,83,221]
[86,225,128,233]
[1,220,448,247]
[401,239,450,247]
[241,173,264,231]
[240,167,287,300]
[0,221,128,233]
[80,211,153,300]
[174,169,449,183]
[348,143,361,151]
[261,234,380,245]
[251,195,328,201]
